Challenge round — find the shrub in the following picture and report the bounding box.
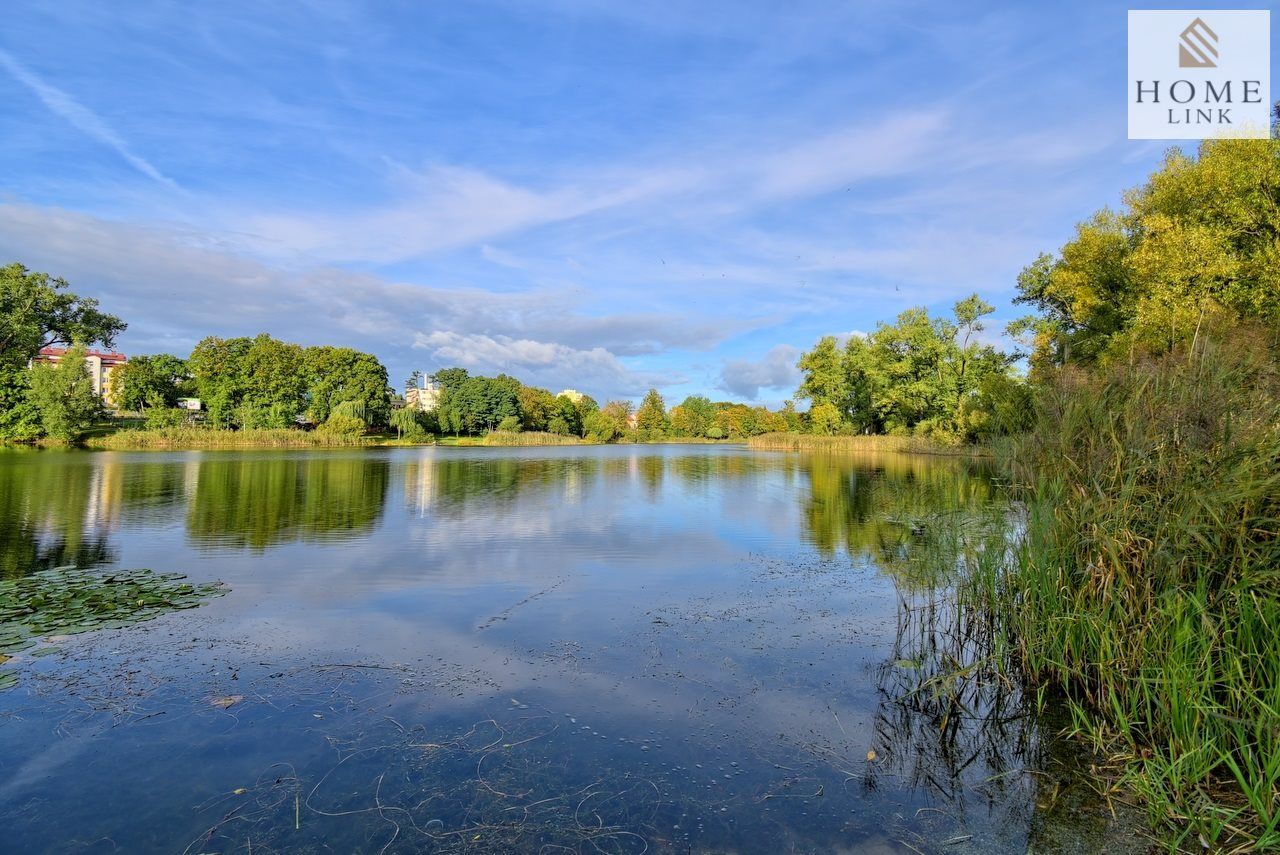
[144,407,188,429]
[318,413,366,436]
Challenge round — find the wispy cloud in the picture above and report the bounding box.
[0,48,180,191]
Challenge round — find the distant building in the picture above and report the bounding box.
[32,347,127,407]
[557,389,584,403]
[405,380,442,412]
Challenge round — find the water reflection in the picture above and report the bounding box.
[0,450,118,578]
[0,446,1142,852]
[0,449,1001,581]
[185,454,389,549]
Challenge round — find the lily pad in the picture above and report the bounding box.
[0,566,229,663]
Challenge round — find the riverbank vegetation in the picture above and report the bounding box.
[85,426,373,450]
[977,136,1280,849]
[774,134,1280,848]
[747,432,987,456]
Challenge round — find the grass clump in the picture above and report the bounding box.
[999,334,1280,849]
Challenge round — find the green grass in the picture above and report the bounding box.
[976,334,1280,851]
[747,431,988,456]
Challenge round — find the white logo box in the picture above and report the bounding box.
[1128,10,1271,140]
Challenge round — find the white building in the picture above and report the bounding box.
[406,381,442,412]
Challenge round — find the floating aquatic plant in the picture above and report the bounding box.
[0,565,228,687]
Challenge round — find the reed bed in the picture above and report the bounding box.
[477,431,585,447]
[748,432,987,456]
[986,334,1280,850]
[86,426,371,450]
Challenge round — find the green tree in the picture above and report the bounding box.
[552,394,582,436]
[27,343,101,441]
[1014,138,1280,371]
[795,299,1017,441]
[797,336,848,421]
[517,385,556,431]
[431,367,470,390]
[188,336,251,428]
[635,388,668,438]
[108,354,188,411]
[779,399,804,432]
[673,395,715,437]
[0,264,125,440]
[0,263,126,368]
[390,406,427,439]
[601,400,633,436]
[304,346,391,426]
[583,409,617,442]
[808,401,842,435]
[436,374,521,435]
[572,394,599,437]
[0,368,41,440]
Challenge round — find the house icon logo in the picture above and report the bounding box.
[1179,17,1218,68]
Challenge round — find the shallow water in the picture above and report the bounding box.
[0,445,1147,853]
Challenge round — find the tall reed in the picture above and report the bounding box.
[997,333,1280,849]
[748,432,987,456]
[477,431,585,447]
[86,426,371,450]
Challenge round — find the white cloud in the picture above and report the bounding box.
[0,202,711,399]
[0,49,180,191]
[412,331,675,396]
[719,344,802,400]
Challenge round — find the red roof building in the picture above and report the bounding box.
[32,347,129,405]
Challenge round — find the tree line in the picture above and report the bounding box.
[793,293,1031,444]
[0,263,800,444]
[415,367,800,443]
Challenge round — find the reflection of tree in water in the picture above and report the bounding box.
[667,453,771,488]
[186,455,389,549]
[799,453,1002,586]
[409,457,602,517]
[636,454,664,499]
[0,452,120,578]
[411,453,780,514]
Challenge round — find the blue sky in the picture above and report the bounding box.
[1,1,1274,405]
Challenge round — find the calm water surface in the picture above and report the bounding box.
[0,445,1145,853]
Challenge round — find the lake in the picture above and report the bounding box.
[0,445,1146,853]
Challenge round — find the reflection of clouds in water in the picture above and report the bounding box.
[0,446,1140,852]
